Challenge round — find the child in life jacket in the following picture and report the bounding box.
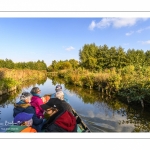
[6,112,37,132]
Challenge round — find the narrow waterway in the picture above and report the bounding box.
[0,77,150,132]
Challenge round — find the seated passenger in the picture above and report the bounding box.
[13,92,43,132]
[30,87,44,119]
[6,112,37,132]
[41,98,77,132]
[55,92,73,114]
[51,85,69,103]
[41,94,51,104]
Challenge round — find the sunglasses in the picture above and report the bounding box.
[45,108,52,112]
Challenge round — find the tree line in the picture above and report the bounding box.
[79,43,150,71]
[0,58,79,72]
[47,43,150,72]
[0,59,47,70]
[47,59,79,72]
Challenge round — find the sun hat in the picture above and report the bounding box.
[55,85,62,92]
[14,112,33,125]
[55,91,64,100]
[20,92,32,101]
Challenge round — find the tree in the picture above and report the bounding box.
[145,50,150,66]
[5,59,14,69]
[69,59,79,69]
[79,43,98,71]
[0,59,6,68]
[116,46,127,68]
[126,49,145,68]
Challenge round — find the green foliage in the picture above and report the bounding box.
[0,59,47,70]
[108,69,122,91]
[0,68,47,95]
[145,50,150,66]
[126,49,145,68]
[81,73,94,88]
[79,43,99,71]
[49,64,150,106]
[117,82,150,108]
[79,43,150,71]
[69,59,79,69]
[0,78,20,90]
[47,59,79,72]
[79,44,128,71]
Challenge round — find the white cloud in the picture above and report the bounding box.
[142,40,150,44]
[65,46,75,51]
[89,20,96,30]
[125,31,134,36]
[89,18,148,30]
[138,40,150,44]
[112,18,141,28]
[96,18,111,28]
[136,28,144,33]
[136,26,150,33]
[125,25,150,36]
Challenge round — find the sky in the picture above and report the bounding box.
[0,17,150,66]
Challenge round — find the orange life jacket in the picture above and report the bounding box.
[20,127,37,132]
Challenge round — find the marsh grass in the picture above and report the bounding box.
[0,68,47,95]
[48,66,150,107]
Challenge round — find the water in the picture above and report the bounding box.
[1,77,150,132]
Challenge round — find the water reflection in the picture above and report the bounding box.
[64,82,150,132]
[0,90,21,108]
[0,77,47,107]
[118,106,150,132]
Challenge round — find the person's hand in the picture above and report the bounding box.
[40,116,43,119]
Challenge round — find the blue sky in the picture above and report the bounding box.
[0,18,150,66]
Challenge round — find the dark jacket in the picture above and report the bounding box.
[61,100,74,115]
[13,102,43,131]
[42,109,77,132]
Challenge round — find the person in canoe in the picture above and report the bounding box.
[55,91,74,114]
[41,98,77,132]
[30,87,44,119]
[51,85,69,103]
[6,112,37,132]
[41,94,50,104]
[43,92,73,115]
[13,92,43,132]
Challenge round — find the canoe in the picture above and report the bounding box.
[42,94,91,132]
[72,108,91,132]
